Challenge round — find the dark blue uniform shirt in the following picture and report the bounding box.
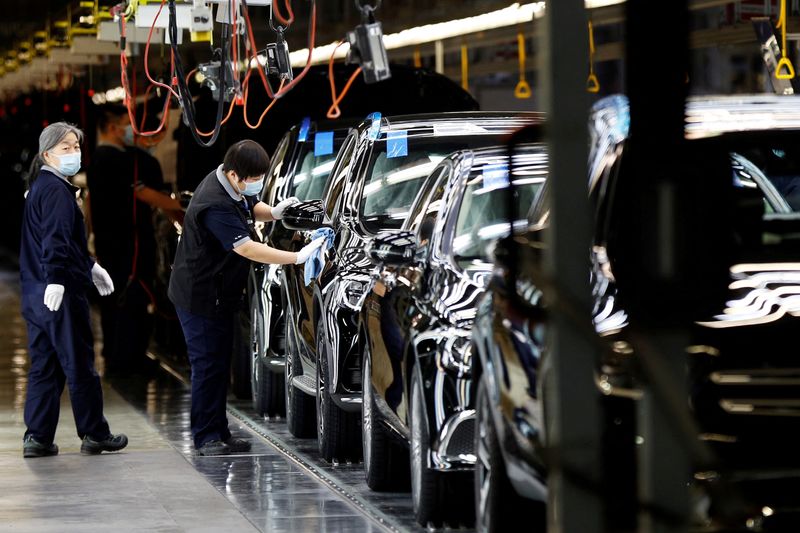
[20,168,93,291]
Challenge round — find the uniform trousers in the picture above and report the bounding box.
[21,285,110,444]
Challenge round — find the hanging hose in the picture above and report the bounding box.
[168,0,229,147]
[326,41,362,119]
[114,2,172,137]
[776,0,796,79]
[514,31,532,99]
[587,19,600,93]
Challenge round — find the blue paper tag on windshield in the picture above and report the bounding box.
[386,130,408,159]
[314,131,334,156]
[482,163,510,189]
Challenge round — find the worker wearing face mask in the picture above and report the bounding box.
[168,140,325,456]
[87,105,182,374]
[19,122,128,458]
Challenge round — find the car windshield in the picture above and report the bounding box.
[291,133,343,201]
[731,145,800,214]
[452,154,546,262]
[359,130,511,232]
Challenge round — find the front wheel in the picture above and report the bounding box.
[474,375,540,533]
[285,318,316,438]
[410,370,474,528]
[316,320,361,462]
[251,294,285,417]
[362,346,409,491]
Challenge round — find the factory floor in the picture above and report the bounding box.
[0,265,385,533]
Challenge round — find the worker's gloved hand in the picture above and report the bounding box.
[271,197,300,220]
[295,236,327,265]
[91,263,115,296]
[43,284,65,312]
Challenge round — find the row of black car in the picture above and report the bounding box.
[238,94,800,532]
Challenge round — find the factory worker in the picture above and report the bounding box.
[168,140,325,456]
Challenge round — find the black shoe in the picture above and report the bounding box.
[196,440,231,456]
[23,436,58,458]
[224,437,252,453]
[81,433,128,455]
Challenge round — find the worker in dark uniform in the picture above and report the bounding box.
[169,140,325,456]
[19,122,128,458]
[87,105,182,373]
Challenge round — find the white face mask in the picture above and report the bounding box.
[51,152,82,177]
[242,176,265,197]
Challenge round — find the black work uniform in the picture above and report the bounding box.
[168,166,257,449]
[87,145,160,372]
[19,166,111,445]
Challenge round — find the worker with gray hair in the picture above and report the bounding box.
[19,121,128,458]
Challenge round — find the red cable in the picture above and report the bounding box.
[273,0,294,28]
[143,0,180,100]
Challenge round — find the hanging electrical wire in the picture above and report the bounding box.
[167,0,229,147]
[327,41,362,118]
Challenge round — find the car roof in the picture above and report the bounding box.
[352,111,544,137]
[592,94,800,140]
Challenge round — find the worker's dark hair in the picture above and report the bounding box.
[222,140,270,180]
[97,104,128,133]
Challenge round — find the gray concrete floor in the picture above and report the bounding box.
[0,268,386,533]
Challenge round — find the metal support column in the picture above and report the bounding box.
[539,2,602,533]
[624,1,692,532]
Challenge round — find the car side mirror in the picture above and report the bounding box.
[281,200,327,231]
[367,230,418,266]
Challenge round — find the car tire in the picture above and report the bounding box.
[251,294,286,417]
[285,318,316,438]
[474,375,540,533]
[231,306,252,400]
[316,320,362,462]
[362,345,409,491]
[410,370,473,528]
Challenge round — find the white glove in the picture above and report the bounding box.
[44,284,65,312]
[295,236,327,265]
[91,263,115,296]
[271,197,300,220]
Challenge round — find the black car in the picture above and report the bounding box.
[244,118,352,416]
[359,143,546,527]
[282,112,538,462]
[471,94,800,533]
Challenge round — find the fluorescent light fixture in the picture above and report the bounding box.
[287,1,626,67]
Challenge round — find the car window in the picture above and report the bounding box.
[323,133,357,220]
[407,165,450,255]
[291,136,341,201]
[451,153,546,262]
[262,133,291,204]
[406,165,447,234]
[359,134,505,233]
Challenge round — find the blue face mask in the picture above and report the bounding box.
[242,177,264,197]
[53,152,82,177]
[123,125,135,147]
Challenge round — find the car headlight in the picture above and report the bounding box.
[440,333,472,377]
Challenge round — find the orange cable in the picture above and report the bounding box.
[243,77,285,129]
[326,41,362,119]
[273,0,294,28]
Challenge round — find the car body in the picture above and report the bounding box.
[284,111,538,461]
[359,143,546,526]
[471,94,800,533]
[245,118,352,416]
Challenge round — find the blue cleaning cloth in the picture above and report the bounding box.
[304,227,335,286]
